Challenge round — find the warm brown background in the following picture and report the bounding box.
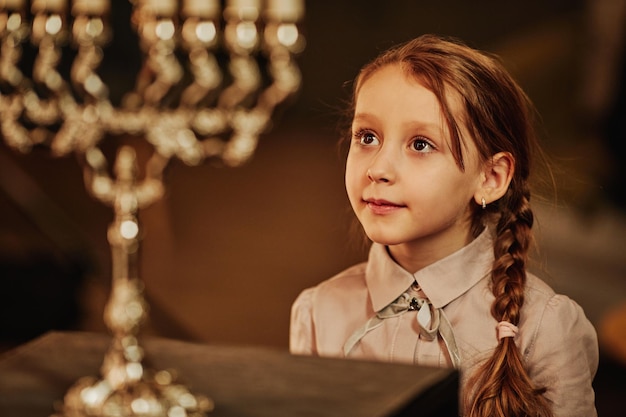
[1,1,625,415]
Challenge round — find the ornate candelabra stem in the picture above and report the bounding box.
[0,0,305,415]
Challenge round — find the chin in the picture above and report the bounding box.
[362,231,404,247]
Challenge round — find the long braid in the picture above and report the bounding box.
[467,183,552,417]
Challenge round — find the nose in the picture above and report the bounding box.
[366,151,396,184]
[367,168,391,183]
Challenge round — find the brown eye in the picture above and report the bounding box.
[411,138,434,152]
[354,130,380,146]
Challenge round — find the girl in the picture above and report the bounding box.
[290,34,598,417]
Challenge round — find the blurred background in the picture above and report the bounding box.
[0,0,624,415]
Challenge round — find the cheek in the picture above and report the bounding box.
[344,155,363,201]
[413,171,475,206]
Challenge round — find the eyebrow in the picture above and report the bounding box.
[352,112,378,124]
[353,112,444,135]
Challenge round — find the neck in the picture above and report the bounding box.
[387,228,475,273]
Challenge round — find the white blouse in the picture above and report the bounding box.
[290,228,598,417]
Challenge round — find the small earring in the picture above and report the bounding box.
[481,197,486,209]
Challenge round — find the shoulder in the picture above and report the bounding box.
[292,261,369,314]
[522,273,597,348]
[530,293,597,356]
[522,273,598,377]
[319,262,369,294]
[523,273,595,336]
[290,261,372,356]
[523,272,556,301]
[521,274,598,415]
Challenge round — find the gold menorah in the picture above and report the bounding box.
[0,0,304,415]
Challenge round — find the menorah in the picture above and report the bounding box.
[0,0,304,415]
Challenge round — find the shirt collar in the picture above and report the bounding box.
[365,227,495,311]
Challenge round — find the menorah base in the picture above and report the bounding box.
[48,261,214,416]
[52,371,214,417]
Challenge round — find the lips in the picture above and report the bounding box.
[364,198,405,214]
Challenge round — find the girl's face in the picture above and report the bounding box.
[346,64,484,271]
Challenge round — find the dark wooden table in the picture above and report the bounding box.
[0,331,458,416]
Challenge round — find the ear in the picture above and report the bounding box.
[474,152,515,207]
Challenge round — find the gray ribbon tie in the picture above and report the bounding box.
[343,285,461,368]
